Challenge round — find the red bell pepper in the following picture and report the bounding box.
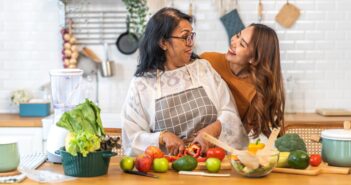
[185,144,201,158]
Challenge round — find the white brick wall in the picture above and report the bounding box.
[0,0,351,114]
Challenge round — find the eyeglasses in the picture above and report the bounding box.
[168,32,196,46]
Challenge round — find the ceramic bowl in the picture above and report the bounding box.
[0,139,20,172]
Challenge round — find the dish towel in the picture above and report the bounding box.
[220,9,245,45]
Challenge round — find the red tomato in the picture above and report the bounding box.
[309,154,322,167]
[206,147,226,161]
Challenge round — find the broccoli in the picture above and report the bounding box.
[275,133,307,152]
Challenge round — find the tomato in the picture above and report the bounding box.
[309,154,322,167]
[206,147,226,161]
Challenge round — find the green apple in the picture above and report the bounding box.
[206,158,221,173]
[120,156,135,171]
[152,157,169,173]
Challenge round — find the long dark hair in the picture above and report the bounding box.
[135,7,193,77]
[244,23,285,138]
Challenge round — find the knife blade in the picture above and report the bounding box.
[123,170,159,178]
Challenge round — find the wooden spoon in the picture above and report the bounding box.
[202,133,259,169]
[256,128,281,166]
[81,47,102,63]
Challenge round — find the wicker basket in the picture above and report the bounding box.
[284,122,343,154]
[60,148,116,177]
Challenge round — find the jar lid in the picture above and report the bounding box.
[321,129,351,140]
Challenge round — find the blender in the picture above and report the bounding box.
[47,69,83,163]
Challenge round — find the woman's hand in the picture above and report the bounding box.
[192,121,222,154]
[161,131,185,156]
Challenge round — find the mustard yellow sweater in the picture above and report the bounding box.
[200,52,256,120]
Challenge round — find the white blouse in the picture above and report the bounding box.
[121,59,249,156]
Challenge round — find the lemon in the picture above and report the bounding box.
[277,152,290,168]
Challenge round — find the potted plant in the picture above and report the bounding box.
[56,99,120,177]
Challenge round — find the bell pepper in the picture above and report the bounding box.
[248,139,265,154]
[165,155,180,162]
[185,144,201,158]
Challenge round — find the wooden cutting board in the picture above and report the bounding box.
[273,164,350,176]
[316,108,351,116]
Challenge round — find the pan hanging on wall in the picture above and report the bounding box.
[115,16,139,55]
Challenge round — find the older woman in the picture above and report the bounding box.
[121,7,248,156]
[201,24,285,139]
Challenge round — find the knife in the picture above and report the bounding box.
[179,171,231,177]
[123,170,159,178]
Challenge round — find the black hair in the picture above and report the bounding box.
[135,7,193,77]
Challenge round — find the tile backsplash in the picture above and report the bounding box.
[0,0,350,114]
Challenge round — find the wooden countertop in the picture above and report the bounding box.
[21,158,351,185]
[0,113,43,127]
[1,113,350,128]
[284,113,351,124]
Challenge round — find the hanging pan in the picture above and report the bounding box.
[115,16,139,55]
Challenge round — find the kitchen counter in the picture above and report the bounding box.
[1,113,350,128]
[284,113,351,125]
[21,158,350,185]
[0,114,42,127]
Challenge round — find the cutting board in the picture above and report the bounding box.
[273,164,350,176]
[316,108,351,116]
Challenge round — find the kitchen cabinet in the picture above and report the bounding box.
[0,127,43,155]
[0,114,44,155]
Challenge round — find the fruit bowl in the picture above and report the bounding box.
[230,150,279,178]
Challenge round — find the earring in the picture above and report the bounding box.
[249,60,253,64]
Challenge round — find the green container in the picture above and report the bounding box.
[60,148,116,177]
[0,140,20,172]
[321,129,351,167]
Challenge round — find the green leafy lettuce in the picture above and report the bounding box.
[57,99,105,156]
[65,131,101,157]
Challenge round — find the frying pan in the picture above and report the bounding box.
[116,16,139,55]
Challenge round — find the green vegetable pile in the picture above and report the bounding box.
[57,99,105,157]
[275,133,307,152]
[275,133,310,169]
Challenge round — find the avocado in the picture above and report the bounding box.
[172,155,198,171]
[288,150,310,169]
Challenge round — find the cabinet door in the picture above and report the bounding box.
[0,127,43,155]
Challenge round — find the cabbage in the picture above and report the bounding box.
[57,99,105,156]
[65,131,100,157]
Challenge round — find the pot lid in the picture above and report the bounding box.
[321,129,351,140]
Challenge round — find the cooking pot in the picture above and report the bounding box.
[312,121,351,167]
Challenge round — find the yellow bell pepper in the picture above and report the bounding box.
[248,139,265,154]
